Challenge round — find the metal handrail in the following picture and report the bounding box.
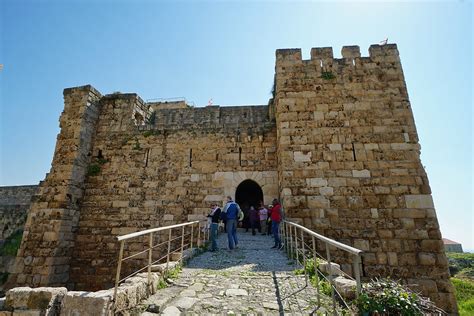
[282,220,363,315]
[112,220,210,311]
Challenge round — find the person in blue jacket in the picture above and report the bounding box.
[222,196,241,250]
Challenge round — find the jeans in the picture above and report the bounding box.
[272,221,281,247]
[210,223,219,251]
[226,219,238,249]
[250,219,259,235]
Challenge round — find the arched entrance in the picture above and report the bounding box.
[235,179,264,229]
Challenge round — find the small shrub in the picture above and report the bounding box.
[143,130,153,138]
[354,278,428,316]
[0,272,9,285]
[87,164,101,176]
[157,279,167,289]
[167,265,182,279]
[0,230,23,256]
[321,71,336,80]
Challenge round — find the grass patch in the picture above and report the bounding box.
[157,278,167,289]
[321,71,336,80]
[87,164,101,176]
[166,265,182,279]
[0,230,23,256]
[452,278,474,315]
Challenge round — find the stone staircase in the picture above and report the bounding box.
[135,229,334,315]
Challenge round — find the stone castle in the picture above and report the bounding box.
[6,44,457,312]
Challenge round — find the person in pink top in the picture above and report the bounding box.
[258,202,268,235]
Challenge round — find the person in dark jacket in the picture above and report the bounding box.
[207,204,222,251]
[249,206,259,235]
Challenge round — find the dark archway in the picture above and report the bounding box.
[235,179,264,229]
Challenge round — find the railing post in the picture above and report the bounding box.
[354,254,362,297]
[289,223,294,260]
[312,236,320,307]
[301,229,307,285]
[113,240,125,310]
[166,228,172,270]
[180,226,185,264]
[326,243,336,315]
[294,225,300,266]
[190,224,194,252]
[148,232,153,293]
[197,223,201,247]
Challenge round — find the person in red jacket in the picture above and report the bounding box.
[270,198,283,249]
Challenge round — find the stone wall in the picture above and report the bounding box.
[273,44,456,312]
[67,95,278,290]
[0,185,37,241]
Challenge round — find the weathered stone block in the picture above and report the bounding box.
[352,169,370,178]
[333,276,356,300]
[5,287,66,314]
[307,196,329,208]
[418,253,436,266]
[405,195,434,209]
[61,290,112,316]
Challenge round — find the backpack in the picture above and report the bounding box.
[225,202,238,220]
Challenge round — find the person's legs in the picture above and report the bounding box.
[275,221,281,248]
[260,220,266,235]
[227,219,236,249]
[210,223,218,251]
[232,220,238,247]
[272,221,281,248]
[251,219,256,235]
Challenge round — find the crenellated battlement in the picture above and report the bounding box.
[276,44,400,68]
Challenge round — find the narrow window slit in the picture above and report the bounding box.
[352,143,357,161]
[239,147,242,167]
[189,149,193,167]
[144,149,150,167]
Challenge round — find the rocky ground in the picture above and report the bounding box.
[136,229,333,315]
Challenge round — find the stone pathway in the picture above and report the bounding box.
[137,229,333,315]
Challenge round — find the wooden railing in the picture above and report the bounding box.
[282,220,363,314]
[113,220,209,308]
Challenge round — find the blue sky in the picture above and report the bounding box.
[1,0,472,250]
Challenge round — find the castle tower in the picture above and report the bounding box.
[273,44,456,312]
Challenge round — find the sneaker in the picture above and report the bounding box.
[278,244,284,250]
[271,245,277,249]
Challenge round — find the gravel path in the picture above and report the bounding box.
[139,229,331,315]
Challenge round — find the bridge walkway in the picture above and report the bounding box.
[138,228,332,315]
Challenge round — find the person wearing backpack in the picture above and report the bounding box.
[222,196,241,250]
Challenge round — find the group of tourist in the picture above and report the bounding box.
[206,196,284,252]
